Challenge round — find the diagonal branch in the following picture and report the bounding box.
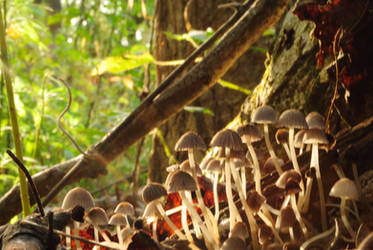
[0,0,289,225]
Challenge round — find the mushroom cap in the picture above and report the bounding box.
[275,128,289,144]
[114,202,135,216]
[252,105,277,124]
[294,130,306,148]
[237,124,263,144]
[277,205,296,229]
[200,157,213,170]
[258,224,274,245]
[262,157,284,176]
[221,236,246,250]
[175,131,206,151]
[277,109,308,129]
[142,183,167,204]
[109,213,128,226]
[167,170,197,193]
[303,128,329,145]
[210,129,244,151]
[263,184,284,199]
[276,170,301,190]
[87,207,108,226]
[306,111,325,130]
[180,159,202,176]
[143,200,161,218]
[206,159,222,173]
[246,190,266,213]
[329,177,359,200]
[229,222,249,241]
[232,157,249,169]
[61,187,95,211]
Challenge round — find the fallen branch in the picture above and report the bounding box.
[0,0,289,225]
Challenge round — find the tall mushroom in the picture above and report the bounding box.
[142,183,186,240]
[62,187,95,250]
[175,131,217,240]
[303,128,329,231]
[329,177,359,238]
[252,105,283,175]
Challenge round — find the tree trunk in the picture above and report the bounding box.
[149,0,270,182]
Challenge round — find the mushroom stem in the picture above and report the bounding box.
[182,206,193,242]
[300,224,335,250]
[187,149,219,242]
[155,202,186,240]
[282,143,292,160]
[185,191,201,238]
[302,174,314,213]
[117,225,124,246]
[288,128,305,208]
[290,194,308,237]
[74,221,82,250]
[247,143,262,195]
[340,198,356,238]
[66,226,71,249]
[311,143,327,231]
[240,167,247,199]
[213,172,220,221]
[224,152,242,230]
[179,191,217,249]
[263,125,283,174]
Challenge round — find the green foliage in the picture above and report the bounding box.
[0,0,155,199]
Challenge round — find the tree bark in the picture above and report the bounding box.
[0,0,289,225]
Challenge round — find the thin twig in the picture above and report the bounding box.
[6,149,45,217]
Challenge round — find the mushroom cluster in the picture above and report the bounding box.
[56,105,367,249]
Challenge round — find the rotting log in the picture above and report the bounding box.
[0,0,289,225]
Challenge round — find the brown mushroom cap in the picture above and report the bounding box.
[277,109,308,129]
[142,183,167,204]
[109,213,128,226]
[277,205,296,230]
[221,236,246,250]
[294,130,306,148]
[303,128,329,145]
[275,128,289,145]
[276,170,302,190]
[210,129,244,151]
[237,124,263,144]
[329,177,359,200]
[62,187,95,211]
[167,170,197,193]
[180,159,202,176]
[252,105,277,124]
[206,158,222,173]
[87,207,108,226]
[306,112,325,130]
[262,157,284,176]
[114,202,135,216]
[258,224,274,245]
[229,221,249,241]
[246,190,266,213]
[175,131,206,151]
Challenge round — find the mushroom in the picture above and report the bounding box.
[275,205,297,241]
[276,170,308,237]
[114,201,135,226]
[294,129,306,155]
[229,221,249,242]
[220,236,246,250]
[277,109,308,207]
[237,124,263,194]
[258,223,274,247]
[206,158,223,220]
[109,213,128,246]
[86,207,111,243]
[303,128,329,231]
[302,168,315,213]
[252,105,283,175]
[175,131,217,241]
[305,111,325,131]
[210,129,243,230]
[142,183,186,240]
[167,170,217,249]
[275,128,291,160]
[262,157,284,178]
[329,177,359,238]
[61,187,95,250]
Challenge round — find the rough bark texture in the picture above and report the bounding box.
[149,0,271,182]
[0,0,288,225]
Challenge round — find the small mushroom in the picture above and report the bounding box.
[114,201,135,226]
[329,177,359,238]
[206,158,223,220]
[275,128,291,160]
[109,213,128,246]
[86,207,110,243]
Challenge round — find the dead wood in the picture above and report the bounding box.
[0,0,288,225]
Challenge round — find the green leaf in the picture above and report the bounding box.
[218,79,251,95]
[184,106,214,116]
[91,53,154,75]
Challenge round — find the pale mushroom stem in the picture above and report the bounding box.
[182,206,194,242]
[185,191,201,238]
[290,194,308,237]
[241,167,247,198]
[300,224,335,250]
[282,143,292,160]
[264,125,283,174]
[247,143,262,194]
[74,221,82,250]
[117,225,124,246]
[289,227,295,241]
[213,172,220,221]
[187,150,219,241]
[302,175,314,213]
[66,226,71,249]
[311,143,327,231]
[288,128,305,208]
[224,150,242,231]
[230,161,282,246]
[179,191,217,249]
[340,198,356,238]
[155,202,186,240]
